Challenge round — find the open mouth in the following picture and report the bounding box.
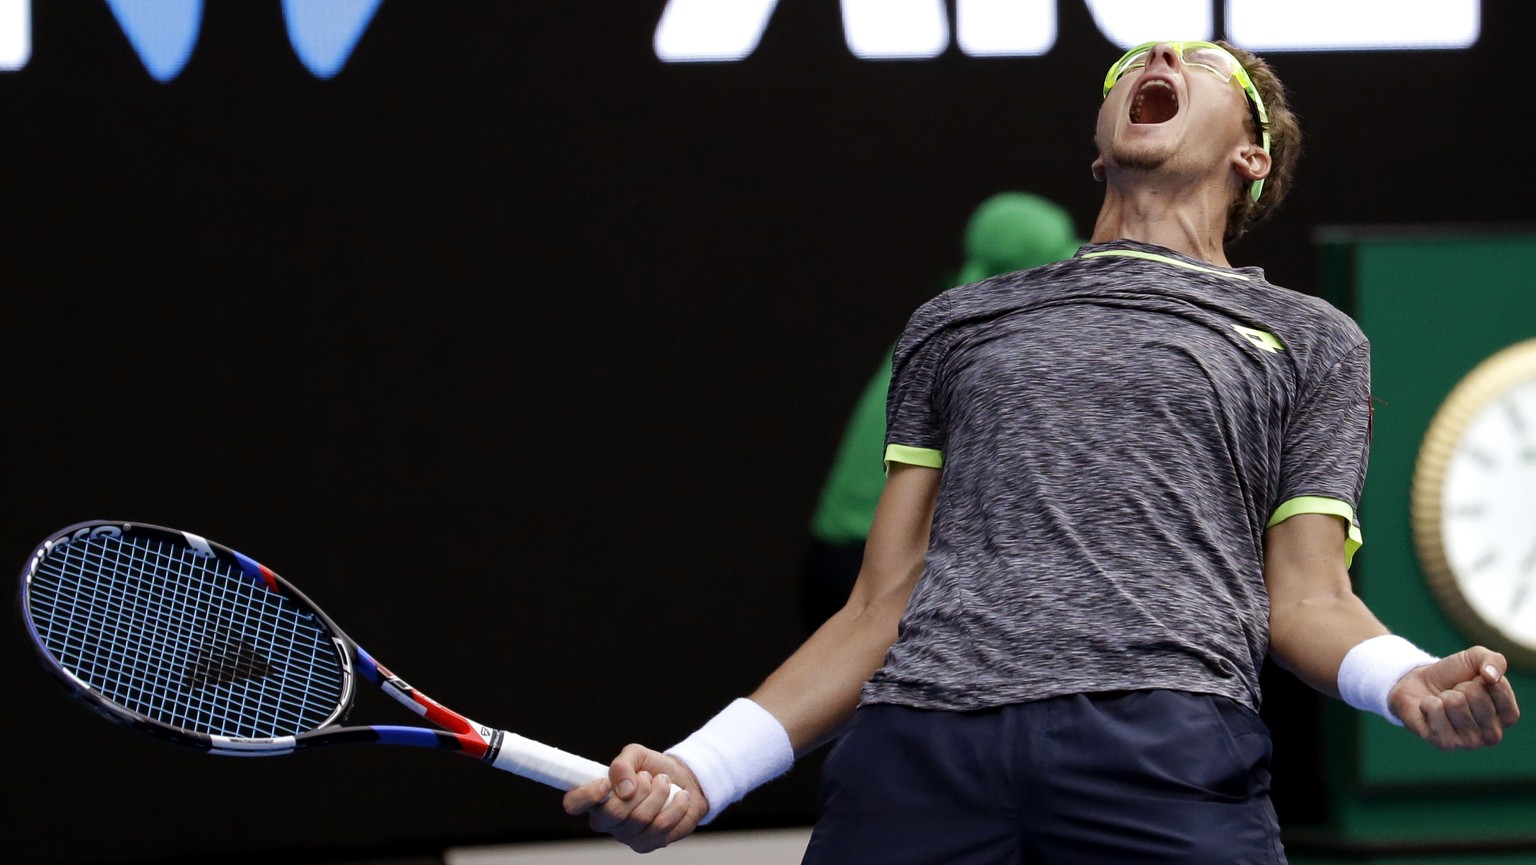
[1130,79,1179,124]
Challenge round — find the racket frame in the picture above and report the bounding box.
[20,520,621,792]
[19,522,623,792]
[21,522,507,761]
[21,521,359,755]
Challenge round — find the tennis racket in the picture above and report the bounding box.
[19,520,678,801]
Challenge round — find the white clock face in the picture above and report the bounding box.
[1439,377,1536,652]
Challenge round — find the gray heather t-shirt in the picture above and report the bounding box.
[864,240,1371,712]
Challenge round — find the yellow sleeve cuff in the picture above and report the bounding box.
[1267,496,1364,568]
[883,444,943,471]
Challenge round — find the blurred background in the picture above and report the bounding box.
[2,2,1533,864]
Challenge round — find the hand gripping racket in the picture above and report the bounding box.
[19,520,678,802]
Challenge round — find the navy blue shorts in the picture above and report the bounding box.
[801,690,1286,865]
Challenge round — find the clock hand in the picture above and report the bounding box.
[1505,400,1528,435]
[1511,545,1536,617]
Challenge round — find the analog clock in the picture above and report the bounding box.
[1411,338,1536,671]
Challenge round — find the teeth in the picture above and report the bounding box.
[1130,79,1174,124]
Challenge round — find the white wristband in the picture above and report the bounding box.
[665,698,795,825]
[1337,634,1437,725]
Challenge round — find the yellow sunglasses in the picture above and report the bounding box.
[1102,41,1271,203]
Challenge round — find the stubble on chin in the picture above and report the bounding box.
[1107,140,1170,174]
[1095,129,1170,177]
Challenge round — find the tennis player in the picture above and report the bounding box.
[565,41,1521,862]
[801,190,1083,632]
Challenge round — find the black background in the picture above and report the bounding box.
[3,3,1532,863]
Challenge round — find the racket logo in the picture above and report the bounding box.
[184,637,281,690]
[482,728,506,765]
[55,524,122,548]
[27,525,122,577]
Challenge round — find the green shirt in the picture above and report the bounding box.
[808,348,893,545]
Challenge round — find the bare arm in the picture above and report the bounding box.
[562,463,941,850]
[1263,513,1389,696]
[1265,513,1519,749]
[751,462,940,752]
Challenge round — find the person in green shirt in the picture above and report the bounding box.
[800,191,1084,631]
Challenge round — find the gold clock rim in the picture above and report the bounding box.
[1410,337,1536,672]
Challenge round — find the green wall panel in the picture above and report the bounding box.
[1310,230,1536,850]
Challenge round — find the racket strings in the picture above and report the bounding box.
[27,533,348,739]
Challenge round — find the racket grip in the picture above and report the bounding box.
[490,731,684,807]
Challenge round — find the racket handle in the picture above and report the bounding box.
[490,731,684,807]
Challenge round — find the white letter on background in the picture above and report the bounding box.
[654,0,780,62]
[1227,0,1478,51]
[957,0,1055,57]
[1084,0,1212,49]
[0,0,29,70]
[842,0,949,60]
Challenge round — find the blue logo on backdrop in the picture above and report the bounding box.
[103,0,202,81]
[3,0,384,81]
[280,0,384,79]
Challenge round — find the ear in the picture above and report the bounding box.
[1232,143,1271,185]
[1091,156,1106,183]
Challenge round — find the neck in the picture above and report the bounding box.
[1088,177,1235,267]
